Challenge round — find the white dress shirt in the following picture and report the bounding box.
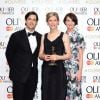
[25,28,37,67]
[25,28,37,53]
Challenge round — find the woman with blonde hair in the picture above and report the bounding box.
[39,12,71,100]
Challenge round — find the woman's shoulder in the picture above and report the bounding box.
[62,32,69,41]
[41,33,48,40]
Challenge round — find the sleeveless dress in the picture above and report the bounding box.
[41,32,67,100]
[64,31,85,100]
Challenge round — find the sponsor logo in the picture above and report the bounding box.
[93,76,100,83]
[70,7,87,15]
[0,7,14,15]
[86,52,100,66]
[5,0,25,4]
[93,42,100,49]
[94,8,100,15]
[0,76,11,83]
[7,86,13,99]
[84,68,100,73]
[0,41,7,49]
[6,18,19,25]
[44,7,63,13]
[6,18,22,31]
[87,18,100,32]
[86,86,100,99]
[21,7,28,14]
[6,25,13,31]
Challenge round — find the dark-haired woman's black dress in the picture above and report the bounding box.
[41,32,67,100]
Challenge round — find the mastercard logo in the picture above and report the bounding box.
[93,79,97,83]
[86,60,94,65]
[7,93,13,99]
[87,26,95,31]
[86,93,93,98]
[6,26,13,31]
[93,46,96,49]
[94,12,100,15]
[0,80,3,83]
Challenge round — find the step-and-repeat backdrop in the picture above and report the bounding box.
[0,0,100,100]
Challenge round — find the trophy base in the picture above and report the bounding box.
[48,62,57,66]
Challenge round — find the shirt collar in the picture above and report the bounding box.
[25,28,35,35]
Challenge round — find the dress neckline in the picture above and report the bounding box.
[46,32,62,43]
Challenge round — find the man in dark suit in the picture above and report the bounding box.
[5,11,41,100]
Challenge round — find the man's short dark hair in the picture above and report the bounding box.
[25,11,38,21]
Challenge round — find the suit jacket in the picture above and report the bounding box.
[6,29,41,83]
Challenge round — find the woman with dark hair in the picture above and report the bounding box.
[63,13,85,100]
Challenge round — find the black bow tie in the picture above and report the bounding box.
[28,32,36,36]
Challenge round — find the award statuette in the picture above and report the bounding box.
[48,46,57,66]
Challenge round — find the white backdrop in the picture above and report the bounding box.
[0,0,100,100]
